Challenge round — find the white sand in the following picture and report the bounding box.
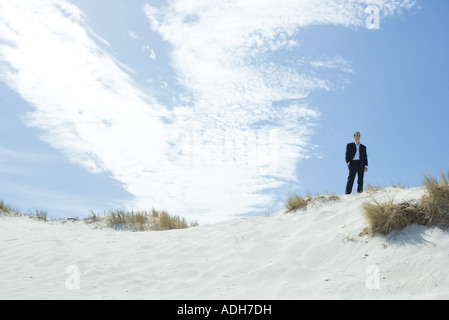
[1,186,448,300]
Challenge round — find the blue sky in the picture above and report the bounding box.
[0,0,448,224]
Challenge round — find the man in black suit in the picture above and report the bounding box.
[345,132,368,194]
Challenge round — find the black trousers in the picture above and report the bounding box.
[345,160,365,194]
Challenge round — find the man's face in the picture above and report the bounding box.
[354,133,361,144]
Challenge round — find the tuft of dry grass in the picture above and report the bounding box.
[34,209,48,221]
[285,192,340,212]
[363,169,449,235]
[420,170,449,226]
[0,200,21,216]
[158,211,194,230]
[366,184,384,193]
[102,208,198,231]
[1,200,47,221]
[362,200,424,235]
[314,193,340,202]
[285,194,311,212]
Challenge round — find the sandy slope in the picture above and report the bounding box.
[1,186,448,300]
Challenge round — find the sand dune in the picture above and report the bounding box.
[1,186,448,300]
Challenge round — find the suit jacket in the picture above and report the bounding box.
[345,142,368,168]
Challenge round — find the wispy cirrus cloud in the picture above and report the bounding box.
[0,0,171,212]
[0,0,416,223]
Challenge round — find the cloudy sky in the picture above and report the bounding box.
[0,0,448,224]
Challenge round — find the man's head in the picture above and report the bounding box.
[354,132,361,144]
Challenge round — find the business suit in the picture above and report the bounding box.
[345,142,368,194]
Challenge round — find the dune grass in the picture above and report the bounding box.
[0,200,198,231]
[0,200,48,221]
[285,192,340,212]
[363,170,449,235]
[362,200,423,235]
[285,194,311,212]
[102,208,198,231]
[0,200,21,216]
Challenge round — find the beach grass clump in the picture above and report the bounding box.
[285,194,311,212]
[34,209,48,221]
[363,169,449,235]
[103,208,198,231]
[0,200,22,216]
[314,193,341,202]
[420,170,449,226]
[1,200,47,221]
[362,200,423,235]
[366,184,384,193]
[158,211,195,230]
[285,192,340,212]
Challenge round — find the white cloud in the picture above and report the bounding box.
[0,0,416,223]
[128,31,142,40]
[310,56,354,73]
[143,45,157,59]
[0,1,171,206]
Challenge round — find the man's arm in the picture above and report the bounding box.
[345,143,351,166]
[363,145,368,171]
